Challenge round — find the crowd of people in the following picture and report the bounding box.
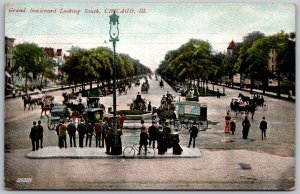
[29,117,124,154]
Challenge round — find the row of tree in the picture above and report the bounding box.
[156,31,295,94]
[12,43,152,92]
[61,46,152,90]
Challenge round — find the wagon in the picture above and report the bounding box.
[47,104,68,130]
[174,101,208,131]
[83,108,104,125]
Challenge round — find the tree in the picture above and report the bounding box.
[13,43,46,92]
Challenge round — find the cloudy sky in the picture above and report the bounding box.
[5,3,295,71]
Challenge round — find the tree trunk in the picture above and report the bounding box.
[24,71,28,93]
[90,79,92,90]
[250,77,254,92]
[197,78,200,92]
[40,73,44,88]
[277,78,281,97]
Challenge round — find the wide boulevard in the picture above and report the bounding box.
[4,76,295,190]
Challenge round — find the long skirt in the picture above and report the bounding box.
[225,120,230,133]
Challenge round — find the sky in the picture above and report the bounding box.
[5,3,295,71]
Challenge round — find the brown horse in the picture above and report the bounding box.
[38,100,54,119]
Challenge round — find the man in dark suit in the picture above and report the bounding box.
[30,121,39,151]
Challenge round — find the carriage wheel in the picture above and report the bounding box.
[263,101,268,111]
[47,119,55,130]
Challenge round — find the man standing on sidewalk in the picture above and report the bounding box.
[37,120,44,148]
[259,116,268,140]
[59,120,67,148]
[67,121,77,147]
[77,119,87,148]
[188,124,199,148]
[29,121,39,151]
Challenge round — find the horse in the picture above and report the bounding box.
[38,100,54,119]
[238,93,250,104]
[21,95,36,110]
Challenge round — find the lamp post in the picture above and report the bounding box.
[109,11,121,155]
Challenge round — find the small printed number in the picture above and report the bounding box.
[16,178,32,183]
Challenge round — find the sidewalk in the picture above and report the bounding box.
[26,146,202,159]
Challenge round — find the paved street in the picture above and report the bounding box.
[4,77,295,190]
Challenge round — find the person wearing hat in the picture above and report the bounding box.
[242,116,251,139]
[37,120,44,148]
[67,120,77,147]
[85,122,94,147]
[230,118,236,135]
[29,121,40,151]
[148,121,158,148]
[94,120,103,147]
[259,116,268,140]
[188,124,199,148]
[77,119,87,147]
[58,120,67,148]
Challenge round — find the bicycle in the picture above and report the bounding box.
[123,144,155,158]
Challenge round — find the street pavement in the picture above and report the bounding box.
[4,76,296,190]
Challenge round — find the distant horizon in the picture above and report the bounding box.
[5,3,295,71]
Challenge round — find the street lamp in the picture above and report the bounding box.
[109,11,121,155]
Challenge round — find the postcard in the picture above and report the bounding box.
[4,2,296,190]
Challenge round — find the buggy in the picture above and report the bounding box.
[47,104,69,130]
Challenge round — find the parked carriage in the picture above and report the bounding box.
[174,101,208,131]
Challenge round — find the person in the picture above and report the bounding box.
[171,111,177,127]
[230,119,236,135]
[224,112,231,133]
[157,126,167,154]
[188,124,199,148]
[94,120,103,147]
[29,121,39,151]
[67,120,77,147]
[86,122,93,147]
[12,89,16,98]
[164,122,172,148]
[102,120,109,148]
[55,120,63,147]
[105,128,113,154]
[58,120,67,148]
[77,119,87,148]
[166,91,171,99]
[148,121,158,148]
[242,116,251,139]
[148,101,152,112]
[217,89,220,98]
[37,120,44,148]
[138,125,148,155]
[136,92,142,103]
[259,116,268,140]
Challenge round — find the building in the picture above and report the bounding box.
[226,40,236,56]
[5,36,15,90]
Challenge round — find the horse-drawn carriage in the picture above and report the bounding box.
[134,79,140,87]
[250,92,268,111]
[159,94,175,111]
[48,104,69,130]
[141,82,149,94]
[174,101,208,131]
[226,97,256,119]
[130,96,146,111]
